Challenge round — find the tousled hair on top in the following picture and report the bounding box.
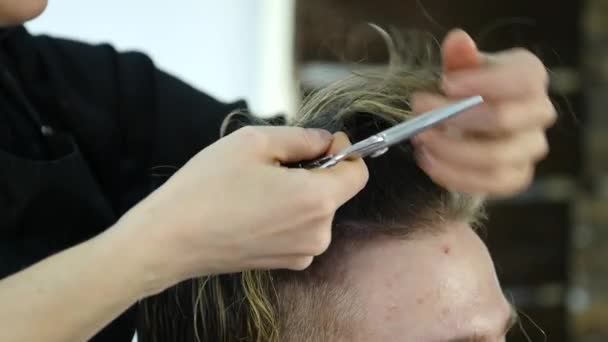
[137,26,484,342]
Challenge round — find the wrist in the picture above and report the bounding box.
[98,219,177,298]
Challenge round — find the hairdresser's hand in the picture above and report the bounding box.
[411,29,556,196]
[116,127,368,293]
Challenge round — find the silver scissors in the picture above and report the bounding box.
[299,95,484,169]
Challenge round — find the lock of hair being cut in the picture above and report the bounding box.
[137,26,484,342]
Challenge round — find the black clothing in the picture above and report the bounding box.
[0,26,245,341]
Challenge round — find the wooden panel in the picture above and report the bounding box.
[484,201,571,286]
[574,2,608,340]
[484,201,570,341]
[507,306,569,342]
[537,93,583,178]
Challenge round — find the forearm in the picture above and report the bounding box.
[0,227,152,342]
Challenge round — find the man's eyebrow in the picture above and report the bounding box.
[441,305,519,342]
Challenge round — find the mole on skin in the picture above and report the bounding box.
[442,245,451,255]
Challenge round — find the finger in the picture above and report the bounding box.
[313,132,370,207]
[326,131,355,154]
[417,147,535,196]
[284,256,316,271]
[441,29,483,73]
[441,49,549,100]
[262,218,333,256]
[237,126,333,163]
[412,92,557,136]
[415,129,549,171]
[252,255,315,271]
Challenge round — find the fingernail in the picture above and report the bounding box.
[310,128,333,141]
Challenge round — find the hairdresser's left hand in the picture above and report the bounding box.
[412,29,556,196]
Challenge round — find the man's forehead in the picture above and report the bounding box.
[343,222,479,279]
[344,225,485,311]
[340,223,509,341]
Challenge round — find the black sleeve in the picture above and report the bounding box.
[114,51,248,168]
[34,36,247,211]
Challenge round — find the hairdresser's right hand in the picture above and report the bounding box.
[114,127,368,294]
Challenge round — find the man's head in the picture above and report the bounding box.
[346,224,515,341]
[0,0,47,26]
[260,56,514,340]
[224,68,514,341]
[140,29,515,342]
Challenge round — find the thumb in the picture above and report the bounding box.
[441,29,483,73]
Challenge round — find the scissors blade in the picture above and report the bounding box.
[381,95,484,145]
[297,95,484,169]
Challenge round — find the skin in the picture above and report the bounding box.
[345,223,516,342]
[0,130,368,342]
[0,2,551,341]
[0,0,46,25]
[412,29,556,196]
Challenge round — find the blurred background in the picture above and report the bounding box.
[27,0,297,117]
[28,0,608,341]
